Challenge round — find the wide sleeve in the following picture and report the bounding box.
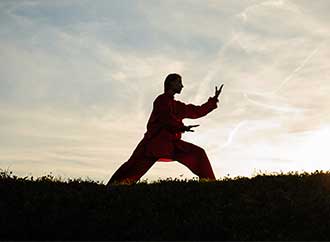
[176,97,219,119]
[153,96,185,133]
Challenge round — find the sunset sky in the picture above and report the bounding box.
[1,0,329,183]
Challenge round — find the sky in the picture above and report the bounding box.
[0,0,330,183]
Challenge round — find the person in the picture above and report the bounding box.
[106,73,224,186]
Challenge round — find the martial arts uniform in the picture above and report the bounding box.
[107,92,219,185]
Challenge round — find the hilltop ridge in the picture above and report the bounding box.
[1,169,330,240]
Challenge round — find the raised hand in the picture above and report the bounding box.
[214,84,224,99]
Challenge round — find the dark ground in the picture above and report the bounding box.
[1,169,330,240]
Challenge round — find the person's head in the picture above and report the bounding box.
[164,73,184,94]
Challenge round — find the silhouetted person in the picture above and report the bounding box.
[107,73,224,186]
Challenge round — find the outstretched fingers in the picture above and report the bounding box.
[215,86,219,97]
[219,84,224,92]
[190,124,200,128]
[213,83,224,99]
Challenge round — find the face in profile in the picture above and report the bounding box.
[171,78,184,94]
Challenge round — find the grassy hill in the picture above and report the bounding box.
[1,169,330,240]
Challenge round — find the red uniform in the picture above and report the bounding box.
[107,92,219,185]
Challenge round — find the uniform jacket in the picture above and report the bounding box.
[143,92,219,158]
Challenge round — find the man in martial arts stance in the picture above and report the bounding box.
[107,73,224,186]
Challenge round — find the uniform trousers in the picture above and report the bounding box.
[107,139,216,185]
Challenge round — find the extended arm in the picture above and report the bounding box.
[177,84,224,119]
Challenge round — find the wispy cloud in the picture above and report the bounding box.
[1,0,330,181]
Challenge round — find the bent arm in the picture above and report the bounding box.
[177,97,219,119]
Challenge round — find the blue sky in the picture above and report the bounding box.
[1,0,330,183]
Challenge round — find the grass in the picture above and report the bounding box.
[1,168,330,240]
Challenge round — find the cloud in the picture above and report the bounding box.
[1,0,330,180]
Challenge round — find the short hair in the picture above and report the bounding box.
[164,73,181,91]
